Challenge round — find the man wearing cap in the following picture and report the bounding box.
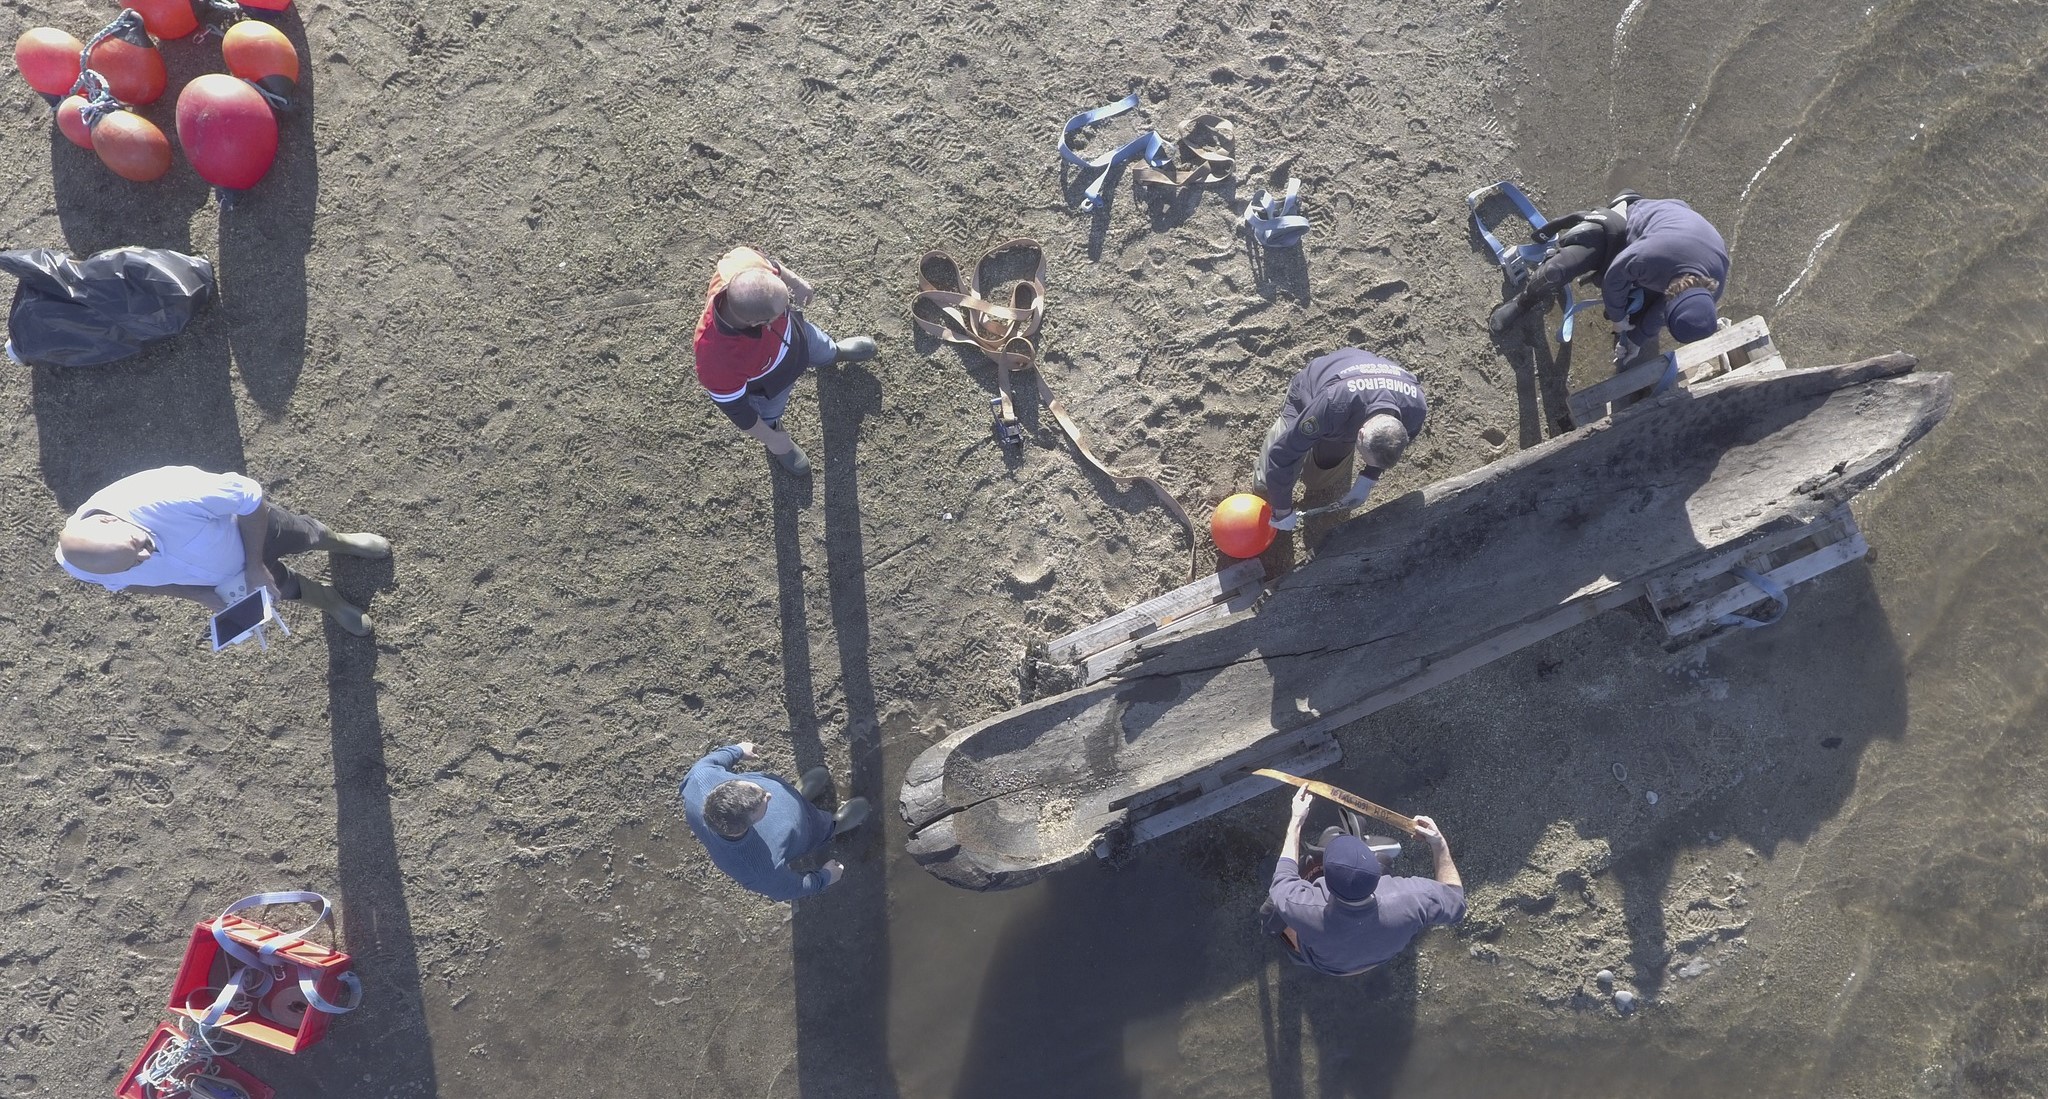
[681,741,870,902]
[1255,349,1427,532]
[692,246,878,477]
[1260,786,1466,976]
[55,465,389,637]
[1486,193,1729,368]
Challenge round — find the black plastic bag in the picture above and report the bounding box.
[2,247,215,368]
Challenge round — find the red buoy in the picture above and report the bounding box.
[84,17,167,105]
[1211,493,1277,559]
[222,22,299,82]
[92,110,173,181]
[176,73,279,189]
[56,95,95,148]
[13,27,85,97]
[125,0,198,41]
[239,0,293,10]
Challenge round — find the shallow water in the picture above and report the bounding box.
[1384,0,2048,1093]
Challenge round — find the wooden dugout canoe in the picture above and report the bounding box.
[900,355,1952,890]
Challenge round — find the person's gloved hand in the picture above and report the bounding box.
[1613,334,1647,369]
[1270,509,1300,531]
[1338,475,1378,510]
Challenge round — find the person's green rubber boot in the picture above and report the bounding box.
[772,441,812,476]
[315,531,392,558]
[294,579,373,636]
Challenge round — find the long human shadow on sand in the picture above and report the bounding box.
[768,362,901,1098]
[258,558,436,1096]
[216,6,318,415]
[1492,313,1575,445]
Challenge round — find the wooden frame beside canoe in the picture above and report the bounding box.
[900,348,1952,891]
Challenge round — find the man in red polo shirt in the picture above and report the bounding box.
[692,247,877,475]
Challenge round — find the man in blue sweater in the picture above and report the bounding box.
[1260,786,1465,976]
[682,742,870,901]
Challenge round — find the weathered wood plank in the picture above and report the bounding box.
[1660,532,1870,636]
[1646,506,1856,607]
[1079,585,1263,684]
[1106,737,1345,852]
[1572,316,1776,426]
[1043,559,1264,663]
[1568,355,1674,425]
[1673,315,1772,374]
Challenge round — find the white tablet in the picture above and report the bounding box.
[209,588,275,652]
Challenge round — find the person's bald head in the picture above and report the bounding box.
[59,513,154,575]
[1355,413,1411,472]
[720,269,790,328]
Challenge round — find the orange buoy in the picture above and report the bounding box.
[55,95,95,147]
[222,21,299,82]
[1211,493,1276,559]
[176,73,278,189]
[14,27,85,97]
[92,110,173,181]
[85,15,167,105]
[126,0,199,40]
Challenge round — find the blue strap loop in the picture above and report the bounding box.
[202,891,363,1029]
[1715,565,1789,629]
[1244,178,1311,247]
[1060,95,1172,212]
[1468,180,1587,341]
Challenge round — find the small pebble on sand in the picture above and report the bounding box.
[1614,989,1637,1013]
[1645,790,1660,805]
[1596,969,1615,987]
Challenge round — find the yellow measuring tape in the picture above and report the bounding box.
[1253,769,1418,835]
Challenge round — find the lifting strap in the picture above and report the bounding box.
[1242,178,1310,247]
[195,891,363,1035]
[911,238,1195,572]
[1715,565,1789,630]
[1061,97,1237,211]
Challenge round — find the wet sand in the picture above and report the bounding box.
[1,0,2043,1096]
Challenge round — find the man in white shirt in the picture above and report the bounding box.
[55,466,390,637]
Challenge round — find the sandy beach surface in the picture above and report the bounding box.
[2,0,2043,1096]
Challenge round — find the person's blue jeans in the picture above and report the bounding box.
[749,312,837,427]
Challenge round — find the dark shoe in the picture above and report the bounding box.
[1487,297,1527,335]
[832,797,870,836]
[830,336,878,363]
[313,531,391,558]
[798,766,832,804]
[772,441,811,476]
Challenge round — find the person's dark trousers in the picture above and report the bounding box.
[261,502,332,599]
[1521,242,1603,302]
